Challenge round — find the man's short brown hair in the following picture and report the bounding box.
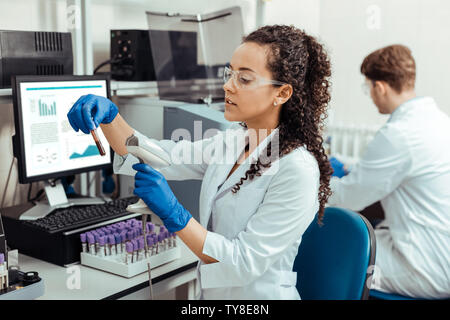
[361,44,416,93]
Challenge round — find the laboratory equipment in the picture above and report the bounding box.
[110,29,156,81]
[0,30,73,88]
[123,133,172,299]
[0,214,45,299]
[80,218,180,278]
[0,268,45,300]
[146,6,244,104]
[11,75,113,220]
[1,196,142,266]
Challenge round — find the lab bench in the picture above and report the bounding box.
[18,240,199,300]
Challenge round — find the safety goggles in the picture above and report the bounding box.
[223,66,287,90]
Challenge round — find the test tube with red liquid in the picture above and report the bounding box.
[90,128,106,156]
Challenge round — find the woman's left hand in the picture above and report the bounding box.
[133,163,192,232]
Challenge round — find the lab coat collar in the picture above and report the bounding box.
[389,96,435,121]
[216,125,280,195]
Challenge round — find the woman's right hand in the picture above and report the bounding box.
[67,94,119,134]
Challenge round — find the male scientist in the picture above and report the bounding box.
[329,44,450,299]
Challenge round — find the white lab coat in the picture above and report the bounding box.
[114,122,320,299]
[329,97,450,299]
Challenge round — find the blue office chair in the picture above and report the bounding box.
[294,207,376,300]
[369,289,418,300]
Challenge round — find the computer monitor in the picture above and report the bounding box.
[11,75,113,219]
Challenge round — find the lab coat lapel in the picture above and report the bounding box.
[213,126,249,193]
[200,126,248,227]
[214,127,279,200]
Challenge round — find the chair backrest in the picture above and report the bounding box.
[293,207,376,300]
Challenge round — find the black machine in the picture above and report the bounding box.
[110,29,156,81]
[0,30,73,88]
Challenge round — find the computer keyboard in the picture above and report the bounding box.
[23,196,140,234]
[2,196,148,266]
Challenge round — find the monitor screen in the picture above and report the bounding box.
[12,75,112,183]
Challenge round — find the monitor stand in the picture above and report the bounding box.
[19,180,105,221]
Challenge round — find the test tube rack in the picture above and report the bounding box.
[80,245,180,278]
[79,218,180,278]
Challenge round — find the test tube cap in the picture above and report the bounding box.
[127,230,134,241]
[126,242,134,253]
[87,233,95,244]
[0,253,4,264]
[131,239,138,251]
[108,234,115,245]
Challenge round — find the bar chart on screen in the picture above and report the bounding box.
[38,99,57,117]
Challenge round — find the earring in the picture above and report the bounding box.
[273,101,277,106]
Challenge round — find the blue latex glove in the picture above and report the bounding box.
[133,163,192,232]
[67,94,118,134]
[330,156,349,178]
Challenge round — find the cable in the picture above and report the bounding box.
[93,59,113,75]
[1,157,16,208]
[27,182,33,203]
[93,56,125,74]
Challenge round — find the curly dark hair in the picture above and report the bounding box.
[231,25,333,223]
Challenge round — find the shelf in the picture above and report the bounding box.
[0,88,12,97]
[110,80,158,97]
[0,81,159,99]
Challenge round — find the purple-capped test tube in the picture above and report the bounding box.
[80,233,87,253]
[98,236,106,257]
[157,233,165,253]
[146,236,154,256]
[131,239,138,262]
[127,230,134,242]
[138,238,145,261]
[114,233,122,254]
[108,234,116,256]
[125,242,133,264]
[163,230,170,250]
[120,230,127,254]
[171,232,177,247]
[87,233,96,254]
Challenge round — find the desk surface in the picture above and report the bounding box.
[19,241,198,300]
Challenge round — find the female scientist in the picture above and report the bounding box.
[67,25,333,299]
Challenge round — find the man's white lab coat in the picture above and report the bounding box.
[329,97,450,299]
[114,123,320,299]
